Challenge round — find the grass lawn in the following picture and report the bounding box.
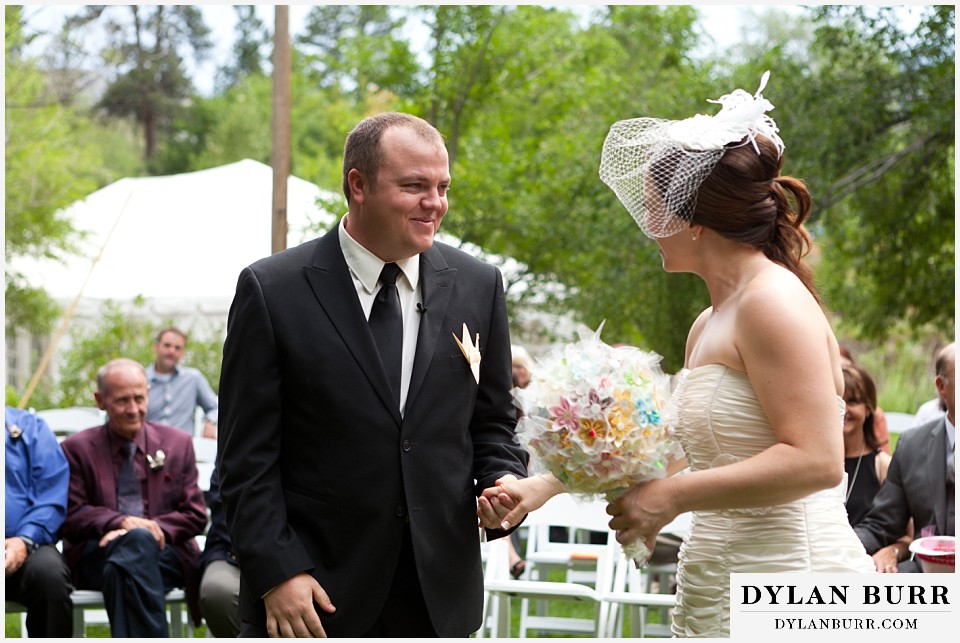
[6,573,659,638]
[5,613,208,638]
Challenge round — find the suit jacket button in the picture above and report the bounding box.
[395,505,407,518]
[401,440,412,452]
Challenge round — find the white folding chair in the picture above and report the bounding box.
[192,436,217,491]
[599,551,677,638]
[482,493,618,638]
[474,531,506,639]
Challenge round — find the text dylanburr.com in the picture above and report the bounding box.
[731,573,958,639]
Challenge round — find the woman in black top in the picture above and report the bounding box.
[842,364,912,570]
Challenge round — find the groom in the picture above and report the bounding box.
[217,112,529,637]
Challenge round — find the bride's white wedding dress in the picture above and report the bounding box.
[670,364,875,637]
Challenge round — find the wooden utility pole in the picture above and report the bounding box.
[271,5,291,254]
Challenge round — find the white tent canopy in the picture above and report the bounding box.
[18,159,338,304]
[7,159,575,393]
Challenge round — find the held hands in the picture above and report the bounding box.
[477,474,565,530]
[606,478,679,557]
[263,573,336,638]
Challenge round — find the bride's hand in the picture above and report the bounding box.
[606,478,679,556]
[477,474,566,530]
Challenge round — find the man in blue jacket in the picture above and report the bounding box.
[5,406,73,637]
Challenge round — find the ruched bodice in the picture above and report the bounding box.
[674,365,780,471]
[669,365,875,637]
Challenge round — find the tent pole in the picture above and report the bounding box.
[271,5,291,254]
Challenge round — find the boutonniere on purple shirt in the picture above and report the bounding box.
[146,449,166,471]
[453,323,481,384]
[7,423,22,439]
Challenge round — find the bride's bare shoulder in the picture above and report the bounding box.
[741,265,820,320]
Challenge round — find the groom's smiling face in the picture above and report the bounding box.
[348,125,451,263]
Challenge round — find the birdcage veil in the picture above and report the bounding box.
[599,71,785,239]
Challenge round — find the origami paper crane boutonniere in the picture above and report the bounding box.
[453,323,481,384]
[146,449,166,471]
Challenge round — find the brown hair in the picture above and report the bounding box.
[154,326,187,345]
[842,364,880,451]
[692,136,819,302]
[342,112,445,203]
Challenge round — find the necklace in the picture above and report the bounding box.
[845,449,865,504]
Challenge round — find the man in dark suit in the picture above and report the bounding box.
[218,112,530,637]
[60,358,208,636]
[855,341,955,572]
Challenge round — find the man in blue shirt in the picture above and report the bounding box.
[5,406,73,637]
[145,327,219,438]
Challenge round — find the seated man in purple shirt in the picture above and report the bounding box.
[60,359,207,637]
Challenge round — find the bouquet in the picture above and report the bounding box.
[514,323,681,564]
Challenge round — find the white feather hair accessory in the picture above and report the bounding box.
[599,71,784,239]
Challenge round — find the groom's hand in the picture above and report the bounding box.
[478,474,564,530]
[478,474,522,529]
[264,573,336,637]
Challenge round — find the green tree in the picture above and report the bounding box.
[215,5,269,92]
[4,6,101,334]
[67,5,212,162]
[744,6,955,340]
[297,5,419,102]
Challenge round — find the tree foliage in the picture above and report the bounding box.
[789,6,954,338]
[67,5,212,162]
[11,5,954,383]
[215,5,269,92]
[4,6,102,333]
[297,5,419,101]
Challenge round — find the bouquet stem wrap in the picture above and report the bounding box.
[514,323,681,566]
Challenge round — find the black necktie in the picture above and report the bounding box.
[117,440,144,517]
[369,262,403,407]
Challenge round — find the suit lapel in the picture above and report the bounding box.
[406,245,457,412]
[302,227,403,425]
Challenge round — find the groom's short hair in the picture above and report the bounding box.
[342,112,445,203]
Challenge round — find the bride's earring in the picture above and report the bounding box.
[691,233,698,241]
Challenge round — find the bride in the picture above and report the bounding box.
[477,72,875,638]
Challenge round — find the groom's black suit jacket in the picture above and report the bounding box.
[217,224,529,636]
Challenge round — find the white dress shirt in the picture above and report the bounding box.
[338,216,423,415]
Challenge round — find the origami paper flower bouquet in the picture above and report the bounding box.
[513,323,680,563]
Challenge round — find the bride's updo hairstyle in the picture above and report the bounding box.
[600,72,820,300]
[693,135,819,302]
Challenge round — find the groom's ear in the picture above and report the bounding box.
[347,168,368,204]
